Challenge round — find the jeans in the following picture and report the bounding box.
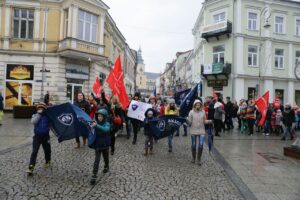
[248,118,255,135]
[214,119,222,135]
[191,135,205,150]
[284,126,292,139]
[132,119,140,143]
[145,135,154,150]
[93,149,109,175]
[241,119,248,134]
[207,127,213,151]
[264,120,271,133]
[29,135,51,166]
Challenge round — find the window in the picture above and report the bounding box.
[213,12,225,23]
[296,19,300,36]
[275,49,284,69]
[64,9,69,37]
[275,89,284,103]
[78,10,98,43]
[296,51,300,65]
[248,12,257,30]
[248,45,258,67]
[213,45,225,64]
[13,9,34,39]
[275,16,284,34]
[248,87,256,100]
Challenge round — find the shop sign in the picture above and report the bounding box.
[66,64,89,80]
[212,63,223,74]
[203,64,213,74]
[6,64,34,80]
[207,80,228,87]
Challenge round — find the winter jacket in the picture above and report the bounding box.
[94,120,111,150]
[275,113,282,126]
[246,106,256,119]
[214,106,224,120]
[31,113,50,137]
[232,105,239,118]
[187,109,207,135]
[208,103,215,120]
[283,109,295,127]
[225,101,233,117]
[0,94,3,111]
[239,107,248,120]
[74,100,91,114]
[265,109,273,121]
[89,102,98,120]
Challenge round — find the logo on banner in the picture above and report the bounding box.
[132,104,138,111]
[158,120,166,131]
[58,113,73,126]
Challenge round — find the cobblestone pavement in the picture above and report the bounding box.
[0,130,244,200]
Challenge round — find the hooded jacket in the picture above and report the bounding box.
[143,108,157,136]
[91,109,111,150]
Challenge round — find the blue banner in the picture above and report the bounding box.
[179,84,199,117]
[175,88,191,106]
[148,115,186,140]
[45,103,94,143]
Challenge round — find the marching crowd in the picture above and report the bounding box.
[1,89,297,185]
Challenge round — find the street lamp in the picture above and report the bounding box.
[257,6,271,97]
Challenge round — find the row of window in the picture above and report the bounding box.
[12,8,98,43]
[213,11,300,36]
[212,44,300,69]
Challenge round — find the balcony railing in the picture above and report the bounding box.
[58,37,105,59]
[201,20,232,42]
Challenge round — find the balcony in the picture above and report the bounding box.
[58,37,105,61]
[201,63,231,87]
[201,21,232,42]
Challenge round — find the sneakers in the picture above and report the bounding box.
[74,142,80,149]
[265,133,270,136]
[26,165,34,175]
[168,148,172,153]
[90,175,97,185]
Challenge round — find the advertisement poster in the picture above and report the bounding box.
[5,82,33,108]
[6,64,34,80]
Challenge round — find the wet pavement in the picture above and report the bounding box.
[214,129,300,200]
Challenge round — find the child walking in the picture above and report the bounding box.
[143,108,157,156]
[239,102,248,134]
[90,109,111,185]
[26,102,51,175]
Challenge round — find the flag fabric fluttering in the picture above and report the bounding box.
[92,77,102,98]
[174,88,191,106]
[106,56,129,109]
[179,84,199,117]
[255,91,269,126]
[45,103,94,143]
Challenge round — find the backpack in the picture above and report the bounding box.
[34,116,50,136]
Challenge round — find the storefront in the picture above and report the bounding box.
[4,64,34,109]
[295,90,300,106]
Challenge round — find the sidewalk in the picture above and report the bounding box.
[0,113,33,152]
[214,129,300,200]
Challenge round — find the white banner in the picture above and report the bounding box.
[203,64,213,74]
[127,100,152,121]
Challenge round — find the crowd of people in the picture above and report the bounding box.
[22,90,299,185]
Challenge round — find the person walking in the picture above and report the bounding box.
[165,98,179,152]
[0,91,3,126]
[281,104,295,140]
[188,99,212,165]
[90,109,111,185]
[130,92,142,145]
[214,99,224,137]
[246,100,256,136]
[143,108,157,156]
[224,97,234,130]
[26,103,51,175]
[74,92,91,148]
[239,102,248,134]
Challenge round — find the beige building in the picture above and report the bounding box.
[0,0,136,109]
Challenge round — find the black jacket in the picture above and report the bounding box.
[283,109,295,127]
[225,101,233,117]
[208,103,215,120]
[74,100,91,114]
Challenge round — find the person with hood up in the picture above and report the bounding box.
[281,104,295,140]
[143,108,157,156]
[188,99,212,165]
[214,99,224,137]
[90,109,111,185]
[26,102,51,175]
[165,98,179,152]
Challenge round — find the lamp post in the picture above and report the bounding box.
[257,6,271,97]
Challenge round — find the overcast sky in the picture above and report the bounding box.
[104,0,203,73]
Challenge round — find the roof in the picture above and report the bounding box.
[145,72,160,80]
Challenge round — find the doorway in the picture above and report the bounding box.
[67,83,83,103]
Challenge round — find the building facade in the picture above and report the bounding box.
[193,0,300,104]
[0,0,136,109]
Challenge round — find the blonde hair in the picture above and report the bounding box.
[111,95,122,108]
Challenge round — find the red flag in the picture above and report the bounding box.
[92,77,102,98]
[255,91,269,126]
[106,56,129,109]
[212,89,218,100]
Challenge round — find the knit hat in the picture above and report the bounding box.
[193,99,203,106]
[168,98,175,104]
[36,102,47,110]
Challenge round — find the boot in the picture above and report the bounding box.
[83,138,87,146]
[102,166,109,174]
[197,148,203,166]
[143,148,148,156]
[75,142,80,149]
[191,148,196,163]
[26,165,34,175]
[44,161,51,169]
[90,174,97,185]
[281,137,286,141]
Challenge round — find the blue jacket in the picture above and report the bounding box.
[31,113,50,137]
[93,121,111,150]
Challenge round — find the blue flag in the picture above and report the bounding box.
[175,88,191,106]
[179,84,199,117]
[148,115,186,140]
[45,103,94,143]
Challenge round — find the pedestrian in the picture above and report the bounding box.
[206,97,215,152]
[264,104,273,136]
[74,92,91,148]
[143,108,157,156]
[275,109,283,135]
[271,111,276,134]
[88,94,98,120]
[187,99,212,165]
[124,94,133,140]
[26,102,51,175]
[0,91,3,126]
[281,104,295,140]
[90,109,111,185]
[214,99,224,137]
[165,98,179,152]
[239,102,248,134]
[225,97,234,130]
[246,100,256,136]
[232,100,239,128]
[130,92,142,145]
